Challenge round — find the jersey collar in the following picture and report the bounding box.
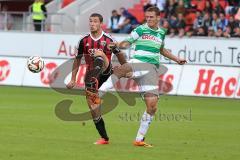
[145,23,160,32]
[90,31,104,41]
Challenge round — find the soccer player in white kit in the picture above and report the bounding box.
[100,6,187,147]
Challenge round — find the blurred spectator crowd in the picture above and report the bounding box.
[107,0,240,38]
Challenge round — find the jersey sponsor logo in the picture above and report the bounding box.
[0,60,10,82]
[88,48,103,57]
[40,62,58,85]
[142,34,162,43]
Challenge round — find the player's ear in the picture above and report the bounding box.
[157,15,160,21]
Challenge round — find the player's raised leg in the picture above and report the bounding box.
[84,50,110,145]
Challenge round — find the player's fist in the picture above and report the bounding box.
[108,42,121,55]
[177,58,187,65]
[66,80,76,89]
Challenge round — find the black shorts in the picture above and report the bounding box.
[97,63,112,88]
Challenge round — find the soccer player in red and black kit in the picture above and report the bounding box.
[66,13,126,145]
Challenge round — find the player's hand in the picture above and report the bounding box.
[177,58,187,65]
[66,80,76,89]
[93,50,104,57]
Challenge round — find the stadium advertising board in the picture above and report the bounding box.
[163,38,240,66]
[1,56,239,99]
[0,57,25,85]
[234,79,240,99]
[22,59,65,87]
[0,32,42,57]
[158,64,182,95]
[0,32,240,66]
[42,34,79,58]
[178,65,240,98]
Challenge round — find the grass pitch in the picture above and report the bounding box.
[0,86,240,160]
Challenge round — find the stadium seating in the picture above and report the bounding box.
[61,0,75,8]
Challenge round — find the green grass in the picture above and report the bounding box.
[0,85,240,160]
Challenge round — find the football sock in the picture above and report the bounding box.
[93,116,109,141]
[136,111,154,141]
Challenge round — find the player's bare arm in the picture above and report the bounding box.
[109,41,131,50]
[160,47,187,65]
[107,42,127,65]
[118,41,131,49]
[66,58,81,89]
[116,52,127,65]
[108,41,133,78]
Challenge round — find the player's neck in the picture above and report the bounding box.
[147,24,159,30]
[149,25,158,30]
[91,29,103,39]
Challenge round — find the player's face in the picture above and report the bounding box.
[145,11,160,29]
[89,16,102,32]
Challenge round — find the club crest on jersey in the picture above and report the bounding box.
[100,41,106,46]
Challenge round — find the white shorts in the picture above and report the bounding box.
[99,59,162,97]
[128,59,159,96]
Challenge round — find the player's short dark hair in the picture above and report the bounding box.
[112,10,117,13]
[145,6,160,16]
[90,13,103,23]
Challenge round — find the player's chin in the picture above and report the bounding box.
[147,22,154,27]
[90,28,96,32]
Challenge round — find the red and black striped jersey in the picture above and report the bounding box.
[76,31,115,71]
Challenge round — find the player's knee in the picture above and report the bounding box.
[85,76,98,93]
[94,56,105,73]
[147,107,157,115]
[144,93,158,115]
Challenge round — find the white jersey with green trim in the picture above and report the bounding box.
[125,23,167,65]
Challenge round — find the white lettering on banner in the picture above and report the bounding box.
[40,62,58,85]
[0,60,10,81]
[58,40,77,57]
